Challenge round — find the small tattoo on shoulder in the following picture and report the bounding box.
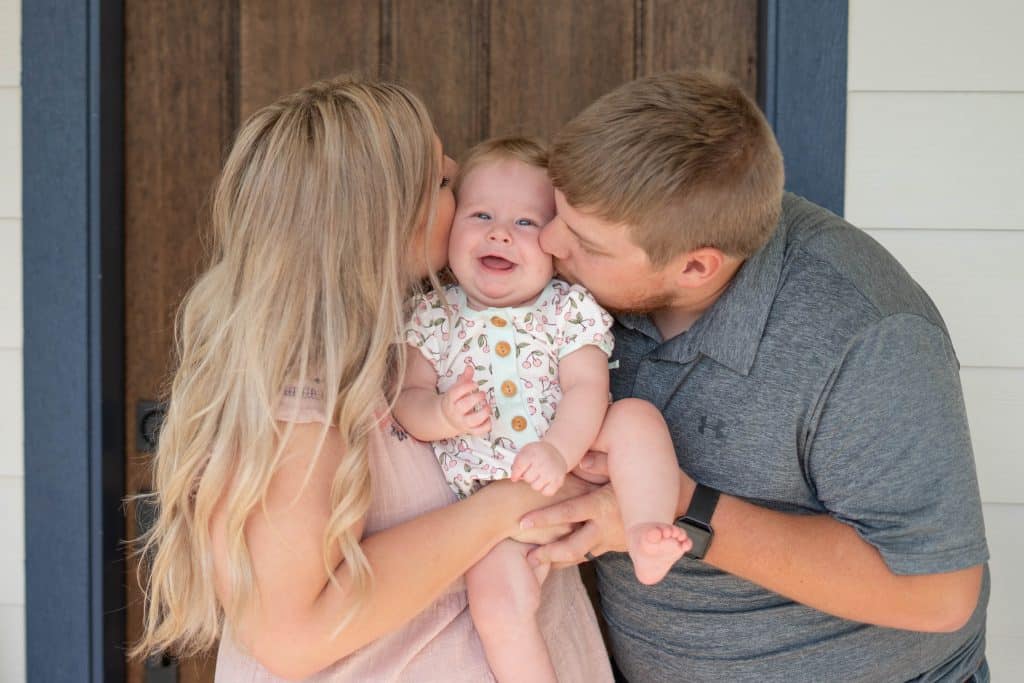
[390,422,409,441]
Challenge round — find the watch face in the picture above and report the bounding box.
[680,522,712,560]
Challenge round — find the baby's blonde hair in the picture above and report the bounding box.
[133,75,441,658]
[453,136,549,197]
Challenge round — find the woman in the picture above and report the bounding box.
[132,76,612,681]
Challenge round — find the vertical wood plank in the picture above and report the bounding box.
[643,0,759,98]
[388,0,487,159]
[124,2,237,682]
[239,0,381,119]
[489,0,635,142]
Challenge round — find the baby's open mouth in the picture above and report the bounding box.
[480,255,516,271]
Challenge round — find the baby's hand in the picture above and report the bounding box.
[440,366,491,436]
[511,441,568,496]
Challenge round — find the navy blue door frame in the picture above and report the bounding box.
[23,1,125,681]
[21,1,845,680]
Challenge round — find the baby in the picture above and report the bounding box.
[395,137,688,682]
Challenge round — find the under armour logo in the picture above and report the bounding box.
[698,415,726,439]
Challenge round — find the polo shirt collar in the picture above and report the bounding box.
[616,211,788,376]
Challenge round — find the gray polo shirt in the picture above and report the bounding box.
[601,194,989,682]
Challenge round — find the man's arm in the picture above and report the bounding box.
[525,314,987,633]
[523,463,981,632]
[687,476,983,633]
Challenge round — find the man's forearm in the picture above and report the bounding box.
[680,473,983,633]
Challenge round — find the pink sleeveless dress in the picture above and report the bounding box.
[214,391,613,682]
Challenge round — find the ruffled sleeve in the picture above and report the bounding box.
[404,290,449,372]
[554,284,614,359]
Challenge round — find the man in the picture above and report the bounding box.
[523,71,989,681]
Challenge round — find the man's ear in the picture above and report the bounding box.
[673,247,728,288]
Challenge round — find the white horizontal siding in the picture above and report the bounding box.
[1,2,21,681]
[985,503,1024,638]
[848,2,1024,673]
[0,350,21,478]
[0,0,17,88]
[984,503,1024,679]
[845,93,1024,231]
[961,369,1024,505]
[0,87,20,218]
[865,229,1024,370]
[0,605,24,683]
[987,635,1024,680]
[849,0,1024,92]
[0,477,22,605]
[0,219,20,348]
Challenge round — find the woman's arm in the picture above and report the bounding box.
[212,420,585,680]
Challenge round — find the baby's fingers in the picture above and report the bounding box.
[465,409,491,433]
[510,457,530,482]
[446,380,478,403]
[523,467,543,488]
[452,391,486,416]
[467,419,491,436]
[540,479,561,496]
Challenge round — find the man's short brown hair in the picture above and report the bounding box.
[550,70,784,265]
[454,136,549,197]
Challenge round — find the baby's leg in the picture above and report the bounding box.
[593,398,690,585]
[465,539,556,683]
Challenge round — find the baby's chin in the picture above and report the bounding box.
[462,285,536,310]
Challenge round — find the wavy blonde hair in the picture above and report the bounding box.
[132,75,441,659]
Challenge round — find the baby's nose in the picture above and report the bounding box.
[487,230,512,245]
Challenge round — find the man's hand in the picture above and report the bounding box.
[520,451,628,567]
[439,366,491,436]
[511,440,568,496]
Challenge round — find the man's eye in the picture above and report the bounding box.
[473,212,492,220]
[515,218,537,227]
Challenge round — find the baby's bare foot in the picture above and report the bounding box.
[627,522,691,585]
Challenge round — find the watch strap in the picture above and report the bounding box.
[685,483,720,526]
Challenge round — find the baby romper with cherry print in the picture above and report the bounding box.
[405,279,614,498]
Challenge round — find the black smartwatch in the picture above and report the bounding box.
[674,484,720,560]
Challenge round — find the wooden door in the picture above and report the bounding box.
[124,2,758,681]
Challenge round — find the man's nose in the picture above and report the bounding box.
[539,218,567,258]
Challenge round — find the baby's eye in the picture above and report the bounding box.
[473,212,492,220]
[440,176,451,188]
[515,218,538,227]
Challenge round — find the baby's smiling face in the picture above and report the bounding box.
[448,159,556,309]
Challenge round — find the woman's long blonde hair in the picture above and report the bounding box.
[133,75,441,658]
